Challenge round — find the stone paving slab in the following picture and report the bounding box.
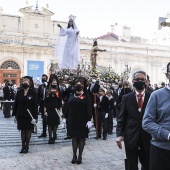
[0,110,125,170]
[0,138,125,170]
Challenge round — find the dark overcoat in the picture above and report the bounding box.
[65,93,92,138]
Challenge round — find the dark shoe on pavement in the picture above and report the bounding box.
[5,115,12,118]
[19,148,25,154]
[23,146,29,154]
[95,135,101,139]
[71,155,77,164]
[64,136,71,140]
[48,138,53,144]
[77,155,82,164]
[108,132,113,134]
[38,134,47,138]
[103,135,107,140]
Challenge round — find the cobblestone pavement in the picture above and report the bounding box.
[0,110,125,170]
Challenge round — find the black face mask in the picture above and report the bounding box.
[75,85,83,91]
[133,82,145,90]
[7,83,10,86]
[42,79,46,83]
[119,85,122,88]
[51,85,57,89]
[22,84,29,89]
[10,84,13,86]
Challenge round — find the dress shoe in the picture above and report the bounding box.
[5,115,12,118]
[71,155,77,164]
[64,136,71,140]
[108,132,113,134]
[48,138,53,144]
[19,148,25,154]
[77,156,82,164]
[38,134,47,138]
[103,135,107,140]
[23,146,29,154]
[95,135,101,139]
[51,139,55,144]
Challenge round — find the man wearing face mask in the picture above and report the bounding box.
[37,74,48,138]
[88,76,100,127]
[116,71,151,170]
[3,81,15,118]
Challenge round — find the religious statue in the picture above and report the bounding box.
[160,21,170,27]
[54,15,80,70]
[50,63,55,74]
[90,39,106,70]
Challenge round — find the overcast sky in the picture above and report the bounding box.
[0,0,170,39]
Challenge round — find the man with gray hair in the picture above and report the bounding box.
[116,71,151,170]
[143,62,170,170]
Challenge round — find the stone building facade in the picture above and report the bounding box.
[0,4,169,85]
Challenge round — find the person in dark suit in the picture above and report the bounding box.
[64,78,92,164]
[62,80,74,140]
[146,75,154,93]
[3,81,15,118]
[38,74,48,138]
[116,71,151,170]
[87,76,100,127]
[0,87,4,109]
[12,78,38,154]
[115,81,123,120]
[116,80,132,120]
[95,88,109,140]
[106,90,115,134]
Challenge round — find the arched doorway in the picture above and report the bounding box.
[0,60,21,85]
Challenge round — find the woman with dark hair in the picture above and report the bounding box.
[64,78,92,164]
[12,78,38,153]
[44,79,62,144]
[47,74,59,90]
[54,16,80,70]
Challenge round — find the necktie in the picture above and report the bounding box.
[137,93,143,112]
[90,83,94,92]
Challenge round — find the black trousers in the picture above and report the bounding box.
[40,100,47,135]
[3,102,12,117]
[125,135,150,170]
[107,109,113,133]
[97,111,108,138]
[150,144,170,170]
[92,107,96,127]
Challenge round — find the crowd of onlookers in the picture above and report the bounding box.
[0,79,167,111]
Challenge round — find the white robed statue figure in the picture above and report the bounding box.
[54,15,80,70]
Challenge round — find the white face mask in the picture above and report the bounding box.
[92,79,96,83]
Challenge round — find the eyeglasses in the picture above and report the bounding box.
[133,78,146,82]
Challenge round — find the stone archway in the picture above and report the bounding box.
[0,60,21,85]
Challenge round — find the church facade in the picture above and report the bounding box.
[0,5,169,85]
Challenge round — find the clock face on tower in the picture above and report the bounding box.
[34,24,39,29]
